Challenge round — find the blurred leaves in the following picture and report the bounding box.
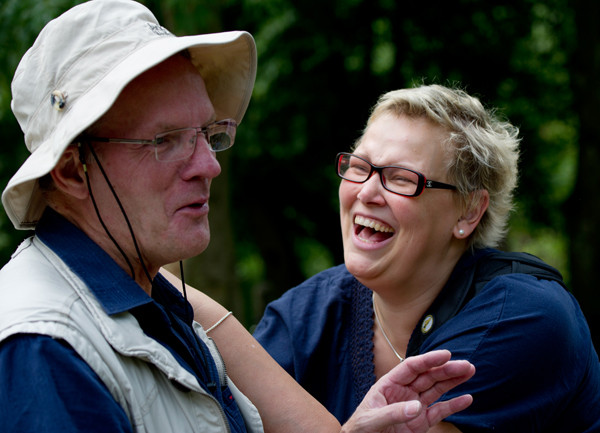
[0,0,588,328]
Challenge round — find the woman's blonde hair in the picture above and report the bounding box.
[356,84,520,248]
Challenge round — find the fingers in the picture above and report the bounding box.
[344,394,473,433]
[411,361,476,406]
[380,351,475,404]
[425,394,474,426]
[417,367,476,407]
[343,350,475,433]
[381,350,454,387]
[371,395,473,432]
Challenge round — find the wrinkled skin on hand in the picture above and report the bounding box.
[341,350,475,433]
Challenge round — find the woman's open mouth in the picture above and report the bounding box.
[354,215,395,243]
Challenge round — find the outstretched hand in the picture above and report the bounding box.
[341,350,475,433]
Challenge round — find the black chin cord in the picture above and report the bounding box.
[78,142,154,287]
[179,260,187,300]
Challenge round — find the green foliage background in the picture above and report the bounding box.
[1,0,597,344]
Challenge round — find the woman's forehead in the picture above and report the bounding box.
[354,114,454,180]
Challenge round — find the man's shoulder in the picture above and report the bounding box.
[0,237,75,313]
[0,236,101,349]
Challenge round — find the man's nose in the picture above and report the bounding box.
[182,135,222,179]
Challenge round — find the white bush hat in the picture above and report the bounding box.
[3,0,257,230]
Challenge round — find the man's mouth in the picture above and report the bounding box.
[177,199,208,214]
[354,215,395,243]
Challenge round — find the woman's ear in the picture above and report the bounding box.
[50,145,88,200]
[454,189,489,239]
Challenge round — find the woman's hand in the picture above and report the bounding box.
[341,350,474,433]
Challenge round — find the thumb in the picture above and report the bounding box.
[404,401,422,418]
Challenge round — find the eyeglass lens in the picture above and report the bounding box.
[154,121,236,162]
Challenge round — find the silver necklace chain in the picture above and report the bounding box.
[372,293,404,362]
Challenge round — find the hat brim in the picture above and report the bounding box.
[3,31,256,230]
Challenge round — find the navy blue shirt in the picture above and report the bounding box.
[254,255,600,432]
[0,209,247,433]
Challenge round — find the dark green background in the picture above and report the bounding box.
[1,0,598,348]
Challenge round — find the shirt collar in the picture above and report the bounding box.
[406,248,495,357]
[35,208,152,315]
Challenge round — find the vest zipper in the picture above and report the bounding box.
[206,336,231,433]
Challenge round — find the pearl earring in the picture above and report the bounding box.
[458,229,465,236]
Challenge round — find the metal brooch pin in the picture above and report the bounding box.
[421,314,434,334]
[50,90,67,111]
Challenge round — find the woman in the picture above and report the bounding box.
[252,84,600,432]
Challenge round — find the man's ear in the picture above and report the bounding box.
[454,189,489,239]
[50,145,88,200]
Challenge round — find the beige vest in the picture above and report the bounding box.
[0,236,264,433]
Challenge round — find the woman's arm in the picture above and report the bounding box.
[161,268,341,433]
[161,268,473,433]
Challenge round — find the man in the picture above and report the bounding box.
[0,1,474,432]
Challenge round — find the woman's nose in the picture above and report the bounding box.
[356,171,386,204]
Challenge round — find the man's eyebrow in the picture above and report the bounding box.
[157,114,218,131]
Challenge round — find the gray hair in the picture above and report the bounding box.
[355,84,520,249]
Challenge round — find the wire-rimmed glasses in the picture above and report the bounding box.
[336,152,457,197]
[83,119,237,162]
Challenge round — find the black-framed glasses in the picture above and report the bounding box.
[336,152,457,197]
[82,119,237,162]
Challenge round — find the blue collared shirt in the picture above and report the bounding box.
[254,257,600,432]
[0,209,247,433]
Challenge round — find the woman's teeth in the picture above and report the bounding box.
[354,215,394,233]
